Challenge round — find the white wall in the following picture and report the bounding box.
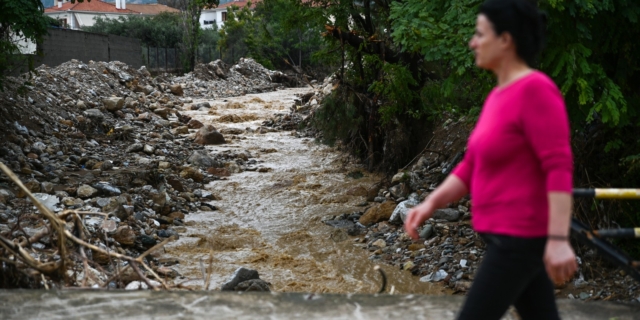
[11,32,37,54]
[200,10,217,29]
[45,12,137,30]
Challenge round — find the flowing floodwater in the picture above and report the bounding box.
[163,88,442,295]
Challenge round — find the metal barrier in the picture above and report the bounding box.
[572,188,640,282]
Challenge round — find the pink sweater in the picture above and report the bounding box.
[452,71,573,237]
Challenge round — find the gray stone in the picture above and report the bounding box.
[83,109,104,122]
[62,197,83,208]
[389,183,410,198]
[372,239,386,248]
[157,229,178,238]
[196,102,211,109]
[30,193,59,211]
[96,198,111,207]
[77,185,98,199]
[143,145,155,155]
[419,224,433,239]
[420,269,448,282]
[126,143,144,153]
[92,183,121,196]
[235,279,270,292]
[433,208,460,222]
[103,97,125,112]
[221,267,260,291]
[169,84,183,96]
[194,125,226,145]
[0,189,15,205]
[40,182,55,194]
[391,172,406,184]
[389,196,419,224]
[187,150,219,168]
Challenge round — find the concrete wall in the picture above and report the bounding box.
[108,34,142,68]
[38,28,141,68]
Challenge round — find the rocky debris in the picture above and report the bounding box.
[0,57,286,290]
[178,58,303,99]
[318,115,639,303]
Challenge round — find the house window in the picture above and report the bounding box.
[221,12,227,21]
[58,18,68,28]
[204,20,216,25]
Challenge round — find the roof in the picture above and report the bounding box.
[217,0,258,10]
[44,0,139,14]
[125,4,180,15]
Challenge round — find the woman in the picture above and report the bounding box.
[404,0,578,319]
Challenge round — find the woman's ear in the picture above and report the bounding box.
[500,32,515,50]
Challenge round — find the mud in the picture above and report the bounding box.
[163,88,445,295]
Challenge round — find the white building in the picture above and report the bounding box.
[44,0,179,30]
[200,0,255,29]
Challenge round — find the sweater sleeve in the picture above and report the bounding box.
[451,147,474,190]
[520,78,573,193]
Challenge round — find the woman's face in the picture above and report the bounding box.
[469,14,507,70]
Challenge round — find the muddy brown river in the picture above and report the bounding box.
[162,88,441,295]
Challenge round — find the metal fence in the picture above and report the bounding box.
[142,45,234,73]
[142,47,181,73]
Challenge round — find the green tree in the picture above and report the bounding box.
[218,0,327,70]
[180,0,219,71]
[316,0,640,250]
[83,12,183,48]
[0,0,51,89]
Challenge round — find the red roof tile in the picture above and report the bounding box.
[45,0,139,14]
[217,0,260,9]
[126,3,180,15]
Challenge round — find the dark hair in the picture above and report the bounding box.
[479,0,546,67]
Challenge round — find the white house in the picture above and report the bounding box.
[200,0,256,29]
[44,0,179,30]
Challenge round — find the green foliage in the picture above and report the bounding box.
[306,0,640,249]
[83,12,183,47]
[0,0,50,89]
[218,0,326,69]
[311,91,362,147]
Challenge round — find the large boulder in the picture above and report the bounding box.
[169,84,183,96]
[359,201,397,226]
[194,125,226,145]
[221,267,260,291]
[103,97,124,112]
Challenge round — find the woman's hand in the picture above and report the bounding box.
[545,192,576,284]
[544,240,577,284]
[403,175,468,240]
[404,202,435,240]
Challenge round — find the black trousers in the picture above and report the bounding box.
[457,234,560,320]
